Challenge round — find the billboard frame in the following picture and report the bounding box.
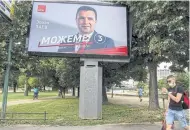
[27,0,132,61]
[0,0,14,22]
[0,11,11,23]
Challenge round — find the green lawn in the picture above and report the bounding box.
[0,92,58,102]
[1,98,164,126]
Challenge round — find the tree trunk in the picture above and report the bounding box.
[43,85,45,91]
[13,82,17,93]
[72,87,75,96]
[77,87,80,98]
[63,87,65,98]
[111,86,114,98]
[102,67,108,104]
[28,86,31,92]
[102,85,108,104]
[102,77,108,104]
[148,62,160,110]
[24,78,28,96]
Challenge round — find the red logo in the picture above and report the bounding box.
[37,5,46,12]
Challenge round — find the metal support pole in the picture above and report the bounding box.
[1,34,13,119]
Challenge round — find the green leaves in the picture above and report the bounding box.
[158,78,168,89]
[176,72,189,90]
[18,74,27,88]
[56,58,80,88]
[0,1,188,92]
[28,77,39,88]
[129,1,189,67]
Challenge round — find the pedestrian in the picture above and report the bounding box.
[162,75,189,130]
[33,86,39,100]
[138,87,143,102]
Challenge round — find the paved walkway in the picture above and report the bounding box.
[108,95,167,108]
[0,123,182,130]
[0,124,163,130]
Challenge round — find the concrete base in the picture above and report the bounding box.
[79,58,102,119]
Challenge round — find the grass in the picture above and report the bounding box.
[0,98,164,126]
[0,92,58,102]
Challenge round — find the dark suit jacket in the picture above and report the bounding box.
[57,31,115,53]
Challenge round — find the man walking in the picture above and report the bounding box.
[162,75,189,130]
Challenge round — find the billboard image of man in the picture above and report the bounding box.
[58,6,115,53]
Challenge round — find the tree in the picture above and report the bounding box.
[18,74,27,88]
[101,62,127,103]
[0,1,38,96]
[158,78,168,89]
[28,77,39,88]
[9,66,20,92]
[56,58,80,97]
[176,72,189,90]
[137,81,147,89]
[123,1,189,110]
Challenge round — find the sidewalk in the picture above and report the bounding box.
[0,123,181,130]
[0,124,162,130]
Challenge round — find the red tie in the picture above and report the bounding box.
[77,42,86,53]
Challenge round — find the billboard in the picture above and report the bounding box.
[0,0,15,21]
[28,1,131,59]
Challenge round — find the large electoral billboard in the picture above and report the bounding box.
[0,0,15,21]
[28,1,131,59]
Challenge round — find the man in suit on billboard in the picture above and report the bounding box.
[58,6,115,53]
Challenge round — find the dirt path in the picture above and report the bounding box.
[108,95,168,108]
[0,96,59,108]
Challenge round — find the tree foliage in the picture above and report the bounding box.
[28,77,39,88]
[109,1,189,109]
[18,74,27,88]
[158,78,168,89]
[176,72,189,90]
[0,1,188,106]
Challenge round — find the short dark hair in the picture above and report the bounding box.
[76,6,97,20]
[167,75,175,79]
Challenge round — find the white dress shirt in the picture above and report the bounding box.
[75,31,94,52]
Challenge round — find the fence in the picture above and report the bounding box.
[0,111,47,121]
